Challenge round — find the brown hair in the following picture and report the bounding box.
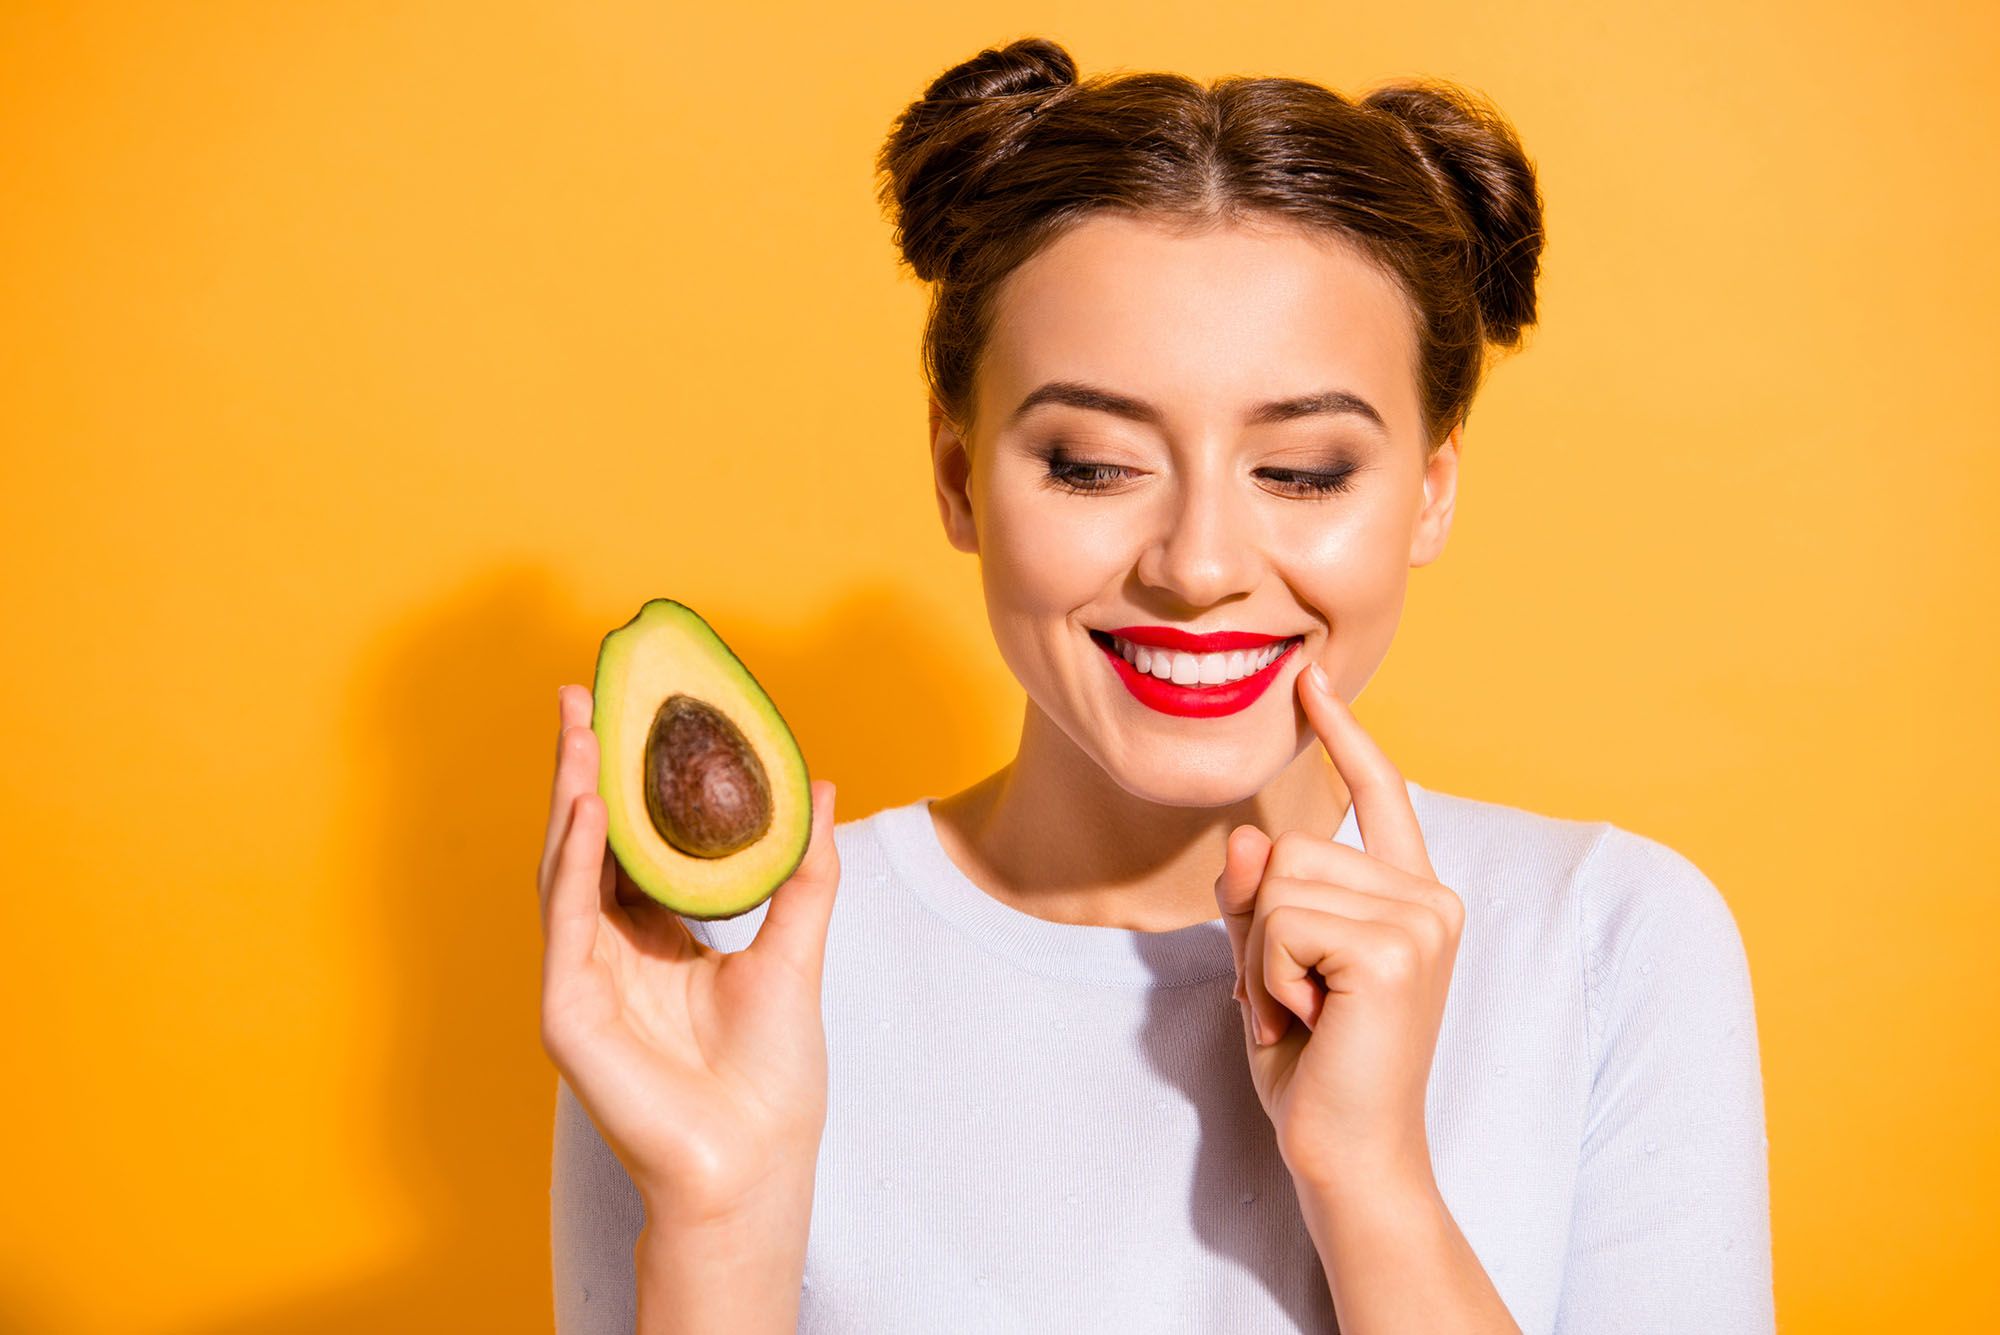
[874,36,1546,453]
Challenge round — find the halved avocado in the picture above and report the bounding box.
[590,598,811,920]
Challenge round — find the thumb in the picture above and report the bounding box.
[1213,823,1271,990]
[753,779,840,984]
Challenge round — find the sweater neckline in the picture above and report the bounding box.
[876,793,1367,989]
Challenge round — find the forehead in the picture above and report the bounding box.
[981,211,1421,438]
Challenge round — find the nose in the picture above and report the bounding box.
[1131,458,1262,609]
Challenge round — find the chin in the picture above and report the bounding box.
[1103,755,1274,811]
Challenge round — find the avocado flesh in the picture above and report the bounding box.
[591,599,811,920]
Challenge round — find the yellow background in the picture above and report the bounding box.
[3,2,1993,1330]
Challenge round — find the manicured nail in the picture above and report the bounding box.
[1307,663,1330,695]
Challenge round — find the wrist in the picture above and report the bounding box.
[1292,1155,1519,1334]
[1283,1125,1435,1200]
[638,1153,820,1233]
[1291,1151,1441,1251]
[637,1192,811,1260]
[635,1170,818,1335]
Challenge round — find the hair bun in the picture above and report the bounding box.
[877,38,1081,283]
[1363,81,1545,348]
[922,35,1077,103]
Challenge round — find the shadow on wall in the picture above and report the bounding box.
[176,563,985,1333]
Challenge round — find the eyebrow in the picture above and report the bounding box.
[1006,379,1389,434]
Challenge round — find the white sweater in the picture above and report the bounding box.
[551,778,1775,1332]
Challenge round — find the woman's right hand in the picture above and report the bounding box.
[538,683,841,1223]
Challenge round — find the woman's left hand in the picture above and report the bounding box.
[1214,660,1465,1191]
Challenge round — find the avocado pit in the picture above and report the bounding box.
[643,693,774,858]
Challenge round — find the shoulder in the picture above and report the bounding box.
[1410,781,1749,980]
[1412,779,1735,916]
[1561,823,1764,1121]
[1571,820,1748,976]
[1407,779,1607,909]
[1555,813,1758,1048]
[1413,780,1758,1058]
[1408,778,1605,857]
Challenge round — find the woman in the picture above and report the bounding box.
[539,37,1773,1335]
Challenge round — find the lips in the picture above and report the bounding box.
[1088,627,1303,718]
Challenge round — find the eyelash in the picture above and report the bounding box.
[1037,449,1360,497]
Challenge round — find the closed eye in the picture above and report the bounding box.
[1258,466,1359,496]
[1039,454,1360,497]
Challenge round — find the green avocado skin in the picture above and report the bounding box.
[590,598,812,920]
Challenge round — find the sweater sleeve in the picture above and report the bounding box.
[1552,826,1776,1334]
[551,1073,645,1334]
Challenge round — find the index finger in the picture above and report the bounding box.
[1295,661,1433,880]
[539,684,595,918]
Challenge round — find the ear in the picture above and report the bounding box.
[930,396,979,555]
[1410,423,1460,568]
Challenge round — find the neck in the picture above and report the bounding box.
[928,699,1353,932]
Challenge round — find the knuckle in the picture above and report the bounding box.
[1369,932,1420,984]
[1270,828,1314,873]
[1263,902,1307,935]
[1259,905,1304,967]
[555,800,583,849]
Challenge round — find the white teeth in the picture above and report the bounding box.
[1111,635,1293,687]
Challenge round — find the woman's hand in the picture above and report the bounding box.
[538,684,841,1223]
[1213,661,1464,1191]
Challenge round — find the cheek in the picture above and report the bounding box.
[1287,507,1412,615]
[978,493,1129,608]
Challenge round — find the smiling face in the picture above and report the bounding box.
[929,210,1460,807]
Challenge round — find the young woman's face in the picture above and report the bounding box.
[930,211,1459,806]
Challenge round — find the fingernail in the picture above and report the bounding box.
[1308,663,1330,695]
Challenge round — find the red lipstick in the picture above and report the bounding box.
[1091,626,1303,719]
